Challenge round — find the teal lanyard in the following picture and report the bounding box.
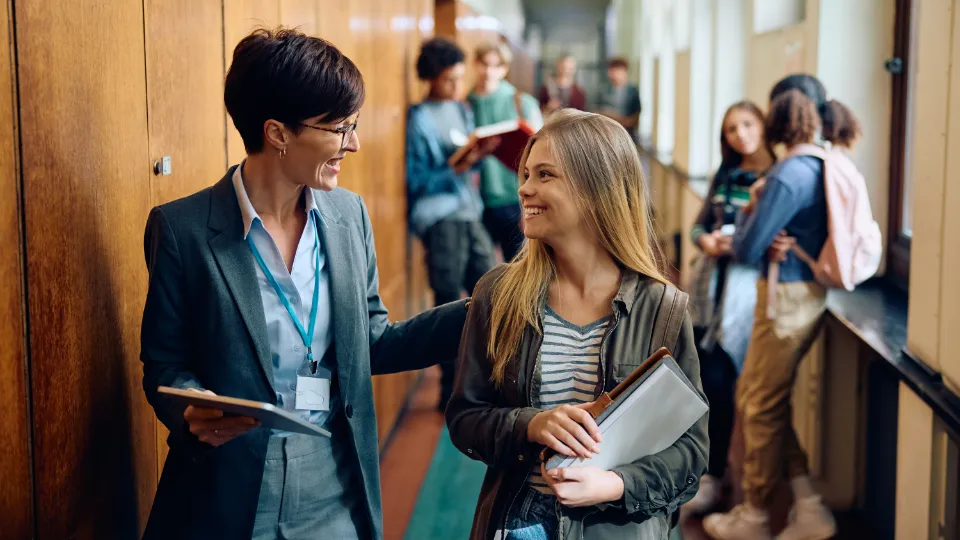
[248,214,322,372]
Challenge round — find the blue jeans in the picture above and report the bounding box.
[504,487,559,540]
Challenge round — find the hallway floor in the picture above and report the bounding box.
[380,367,870,539]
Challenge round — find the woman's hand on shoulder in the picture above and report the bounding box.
[541,463,625,507]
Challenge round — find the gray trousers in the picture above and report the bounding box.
[252,422,369,540]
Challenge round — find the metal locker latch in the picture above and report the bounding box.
[153,156,172,176]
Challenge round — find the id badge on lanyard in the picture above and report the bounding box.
[248,214,330,412]
[296,365,331,411]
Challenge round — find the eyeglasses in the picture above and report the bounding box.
[299,119,358,150]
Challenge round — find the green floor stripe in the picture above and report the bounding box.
[404,426,487,540]
[402,426,686,539]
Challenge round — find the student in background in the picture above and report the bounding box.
[538,55,587,115]
[704,74,861,540]
[681,101,774,517]
[446,110,708,540]
[595,57,642,140]
[406,37,498,409]
[468,41,543,262]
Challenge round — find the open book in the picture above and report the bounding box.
[542,348,708,471]
[447,118,535,172]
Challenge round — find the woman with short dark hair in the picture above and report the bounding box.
[140,28,468,540]
[406,37,497,409]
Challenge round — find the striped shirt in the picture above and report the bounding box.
[527,305,611,494]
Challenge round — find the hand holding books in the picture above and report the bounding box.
[452,135,501,174]
[526,402,602,459]
[447,119,535,173]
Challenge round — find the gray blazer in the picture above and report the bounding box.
[140,167,467,539]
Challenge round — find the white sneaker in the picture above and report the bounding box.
[776,496,837,540]
[682,475,723,515]
[703,503,773,540]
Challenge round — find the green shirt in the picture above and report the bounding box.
[468,81,543,208]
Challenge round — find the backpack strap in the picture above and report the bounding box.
[649,284,689,356]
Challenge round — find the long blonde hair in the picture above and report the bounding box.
[488,109,668,384]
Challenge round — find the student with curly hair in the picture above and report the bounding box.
[406,37,497,409]
[704,74,861,540]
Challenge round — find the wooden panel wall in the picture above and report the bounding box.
[2,0,485,536]
[16,0,156,537]
[0,0,32,537]
[144,0,228,472]
[435,0,500,97]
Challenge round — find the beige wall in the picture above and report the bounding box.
[632,0,960,536]
[907,0,960,387]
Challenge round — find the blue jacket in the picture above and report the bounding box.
[405,101,483,237]
[732,155,828,282]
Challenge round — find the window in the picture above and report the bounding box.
[887,0,913,288]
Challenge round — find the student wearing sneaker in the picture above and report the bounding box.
[468,41,544,262]
[682,101,774,517]
[703,74,860,540]
[446,110,708,540]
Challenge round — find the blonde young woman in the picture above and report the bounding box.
[446,109,709,540]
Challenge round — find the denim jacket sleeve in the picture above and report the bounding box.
[611,312,710,520]
[405,105,461,201]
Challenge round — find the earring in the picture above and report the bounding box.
[279,147,287,159]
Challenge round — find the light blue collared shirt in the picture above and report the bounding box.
[233,165,336,435]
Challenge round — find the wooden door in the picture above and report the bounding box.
[15,0,156,536]
[280,0,318,35]
[0,0,32,537]
[144,0,228,472]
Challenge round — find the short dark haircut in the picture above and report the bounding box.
[607,57,629,70]
[416,37,465,81]
[224,28,365,154]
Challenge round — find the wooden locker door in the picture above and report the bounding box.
[224,0,281,166]
[280,0,318,35]
[143,0,228,473]
[0,0,32,537]
[370,0,421,439]
[15,0,157,537]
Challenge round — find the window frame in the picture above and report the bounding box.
[886,0,913,290]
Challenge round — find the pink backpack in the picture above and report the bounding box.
[783,143,883,290]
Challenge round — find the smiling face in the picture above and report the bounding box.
[723,107,764,158]
[518,138,585,247]
[475,51,508,88]
[431,63,466,101]
[275,112,360,192]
